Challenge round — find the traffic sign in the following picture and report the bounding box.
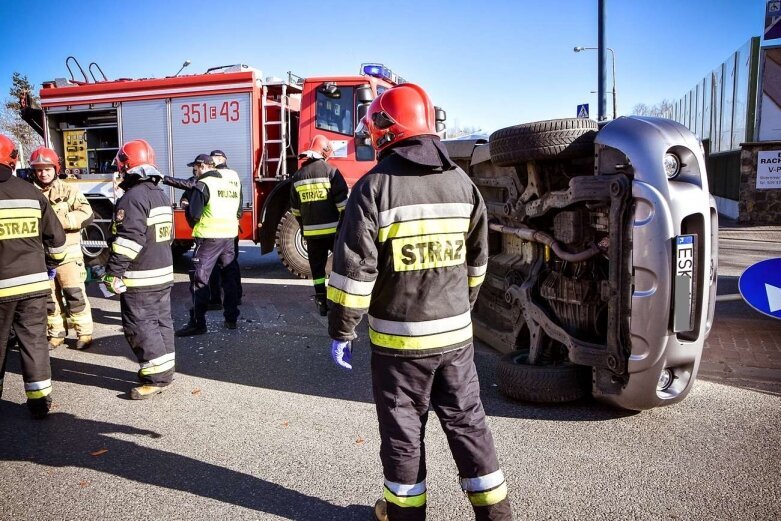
[738,257,781,319]
[766,0,781,40]
[577,104,589,119]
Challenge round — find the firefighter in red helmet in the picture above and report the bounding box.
[290,134,348,315]
[104,139,176,399]
[29,146,95,351]
[0,135,67,418]
[327,84,513,520]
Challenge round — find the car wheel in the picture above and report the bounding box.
[275,210,334,279]
[497,350,590,403]
[489,118,598,166]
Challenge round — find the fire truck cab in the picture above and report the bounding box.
[22,61,425,277]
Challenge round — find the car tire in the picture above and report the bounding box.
[488,118,598,166]
[497,350,590,403]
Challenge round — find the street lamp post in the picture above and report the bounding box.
[574,46,617,120]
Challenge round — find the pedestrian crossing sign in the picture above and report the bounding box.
[577,104,589,119]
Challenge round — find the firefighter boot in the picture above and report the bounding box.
[27,396,52,419]
[130,382,171,400]
[75,335,93,350]
[315,296,329,317]
[374,499,389,521]
[48,337,65,350]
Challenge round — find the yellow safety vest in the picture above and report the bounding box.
[192,171,241,238]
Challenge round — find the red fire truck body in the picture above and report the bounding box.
[27,63,415,276]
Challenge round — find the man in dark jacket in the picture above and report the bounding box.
[327,85,513,521]
[103,139,175,400]
[0,134,67,418]
[290,135,348,315]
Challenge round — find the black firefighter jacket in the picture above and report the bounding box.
[0,167,66,303]
[106,178,174,292]
[327,136,489,357]
[289,158,349,238]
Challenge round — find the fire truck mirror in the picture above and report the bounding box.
[357,103,369,122]
[319,82,341,99]
[434,106,446,123]
[356,85,374,103]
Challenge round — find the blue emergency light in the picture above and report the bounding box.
[361,63,406,85]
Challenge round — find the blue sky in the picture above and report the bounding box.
[0,0,766,133]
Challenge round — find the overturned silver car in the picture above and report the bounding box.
[446,117,718,410]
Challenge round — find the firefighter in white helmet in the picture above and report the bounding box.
[328,84,513,520]
[28,146,95,350]
[290,135,348,315]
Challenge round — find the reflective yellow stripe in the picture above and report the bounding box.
[25,379,52,399]
[146,214,173,225]
[313,277,326,285]
[123,266,174,287]
[139,352,175,376]
[327,286,371,309]
[0,280,50,298]
[384,487,427,508]
[468,274,486,287]
[0,208,42,218]
[291,208,301,216]
[369,323,472,350]
[467,482,508,507]
[378,217,470,243]
[303,227,337,237]
[112,243,139,260]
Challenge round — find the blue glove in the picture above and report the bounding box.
[47,268,57,280]
[331,340,352,371]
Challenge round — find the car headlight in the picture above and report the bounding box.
[664,153,681,179]
[657,368,674,391]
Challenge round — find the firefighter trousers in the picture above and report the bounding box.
[305,235,334,300]
[0,296,53,410]
[190,238,241,326]
[371,344,513,521]
[120,289,175,386]
[47,258,93,338]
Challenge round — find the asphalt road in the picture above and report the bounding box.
[1,244,779,520]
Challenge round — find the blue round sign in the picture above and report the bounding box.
[738,257,781,320]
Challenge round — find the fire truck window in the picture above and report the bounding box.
[316,87,354,136]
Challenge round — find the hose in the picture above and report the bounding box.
[489,223,601,263]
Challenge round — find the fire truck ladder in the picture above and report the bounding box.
[260,83,292,180]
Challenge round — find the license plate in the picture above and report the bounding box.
[673,234,696,332]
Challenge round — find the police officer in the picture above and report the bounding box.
[327,85,513,521]
[207,149,243,308]
[0,134,67,418]
[103,139,176,400]
[290,135,348,315]
[175,154,241,336]
[29,147,95,350]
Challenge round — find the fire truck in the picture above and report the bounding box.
[21,59,444,277]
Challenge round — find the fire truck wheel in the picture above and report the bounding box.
[171,240,194,257]
[488,118,598,166]
[497,350,590,403]
[275,210,333,279]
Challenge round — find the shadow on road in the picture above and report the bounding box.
[0,403,371,520]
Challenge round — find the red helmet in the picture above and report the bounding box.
[357,83,436,151]
[300,134,333,160]
[29,146,61,174]
[0,134,19,170]
[114,139,156,173]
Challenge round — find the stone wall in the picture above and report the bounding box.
[738,141,781,224]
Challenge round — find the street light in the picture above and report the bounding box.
[574,46,617,120]
[174,60,191,77]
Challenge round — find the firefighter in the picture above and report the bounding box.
[327,85,513,521]
[290,135,348,315]
[0,134,67,418]
[29,146,95,350]
[175,154,241,336]
[103,139,176,400]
